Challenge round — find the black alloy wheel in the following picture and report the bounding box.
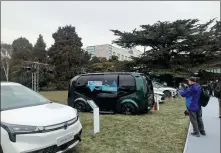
[74,101,87,112]
[121,103,136,115]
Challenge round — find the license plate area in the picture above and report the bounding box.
[57,133,74,146]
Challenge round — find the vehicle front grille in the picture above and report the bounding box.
[31,130,82,153]
[42,117,78,132]
[41,139,76,153]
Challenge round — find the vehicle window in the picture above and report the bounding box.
[88,75,118,88]
[1,85,49,111]
[77,76,89,86]
[102,75,118,86]
[89,75,104,82]
[119,75,135,90]
[153,83,158,88]
[154,82,164,88]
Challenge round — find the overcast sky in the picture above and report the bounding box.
[1,1,220,50]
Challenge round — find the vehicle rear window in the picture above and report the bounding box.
[119,75,135,90]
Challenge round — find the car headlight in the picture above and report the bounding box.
[1,122,43,142]
[74,108,79,120]
[77,111,79,119]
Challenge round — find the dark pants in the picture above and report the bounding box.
[188,108,205,133]
[209,90,213,96]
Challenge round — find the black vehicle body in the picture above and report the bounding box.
[68,72,154,114]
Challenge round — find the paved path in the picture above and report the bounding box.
[184,97,220,153]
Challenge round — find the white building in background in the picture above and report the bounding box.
[86,44,142,61]
[206,67,221,74]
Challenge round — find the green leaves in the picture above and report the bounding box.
[33,34,47,62]
[12,37,33,60]
[111,19,220,77]
[48,25,89,89]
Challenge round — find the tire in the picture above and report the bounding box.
[163,90,172,98]
[121,103,137,115]
[74,101,87,112]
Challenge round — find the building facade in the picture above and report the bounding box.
[86,44,142,61]
[206,67,221,74]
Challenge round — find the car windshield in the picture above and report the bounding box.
[1,84,50,111]
[153,82,165,88]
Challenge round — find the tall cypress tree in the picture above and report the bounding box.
[33,34,47,62]
[48,25,90,89]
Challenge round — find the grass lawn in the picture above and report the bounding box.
[40,91,189,153]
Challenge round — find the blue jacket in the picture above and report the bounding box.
[179,83,201,112]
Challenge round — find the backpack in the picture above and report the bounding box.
[214,82,221,99]
[198,88,210,107]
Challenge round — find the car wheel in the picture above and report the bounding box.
[74,101,87,112]
[121,103,137,115]
[163,90,172,98]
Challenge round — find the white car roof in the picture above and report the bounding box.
[1,82,22,86]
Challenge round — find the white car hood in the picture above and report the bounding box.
[1,103,77,126]
[154,87,176,91]
[154,91,164,95]
[161,87,176,91]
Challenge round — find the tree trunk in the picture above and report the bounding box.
[1,59,9,81]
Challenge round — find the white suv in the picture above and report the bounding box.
[0,82,82,153]
[153,82,178,98]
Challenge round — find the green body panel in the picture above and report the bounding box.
[121,99,139,108]
[119,73,148,112]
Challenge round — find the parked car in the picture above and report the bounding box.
[153,82,178,98]
[154,91,166,103]
[68,72,155,114]
[1,82,82,153]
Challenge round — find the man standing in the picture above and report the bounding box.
[214,80,221,118]
[180,79,190,116]
[179,77,206,137]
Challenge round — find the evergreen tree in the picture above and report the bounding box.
[48,25,90,89]
[33,34,47,62]
[10,37,33,87]
[12,37,33,60]
[111,19,219,76]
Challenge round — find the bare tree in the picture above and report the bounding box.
[1,47,12,81]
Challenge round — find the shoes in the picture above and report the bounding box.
[191,132,200,137]
[184,110,189,116]
[200,131,206,136]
